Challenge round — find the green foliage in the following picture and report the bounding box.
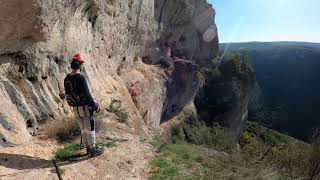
[106,99,128,123]
[150,141,283,180]
[55,143,80,161]
[150,143,207,179]
[178,121,237,153]
[150,120,314,179]
[150,118,319,179]
[240,121,312,178]
[308,129,320,179]
[50,167,65,175]
[220,50,256,84]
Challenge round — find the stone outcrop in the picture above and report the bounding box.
[195,52,256,138]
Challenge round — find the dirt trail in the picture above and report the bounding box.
[0,124,156,180]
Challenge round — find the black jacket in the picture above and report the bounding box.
[64,73,96,108]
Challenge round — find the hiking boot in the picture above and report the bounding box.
[80,136,85,149]
[89,146,104,157]
[80,143,85,150]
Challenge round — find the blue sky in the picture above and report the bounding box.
[208,0,320,43]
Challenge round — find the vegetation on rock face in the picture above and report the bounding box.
[219,49,256,84]
[106,99,129,124]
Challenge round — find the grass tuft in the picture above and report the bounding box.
[55,143,80,161]
[150,143,197,179]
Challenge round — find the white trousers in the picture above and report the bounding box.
[74,106,96,148]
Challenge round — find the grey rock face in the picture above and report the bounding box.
[161,59,201,123]
[150,0,219,125]
[0,113,13,132]
[0,0,160,144]
[127,0,219,130]
[0,0,44,52]
[153,0,219,66]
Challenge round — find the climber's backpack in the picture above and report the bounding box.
[64,75,81,107]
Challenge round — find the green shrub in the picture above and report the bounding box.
[106,99,128,123]
[220,50,256,84]
[55,143,80,161]
[240,121,312,178]
[176,121,237,153]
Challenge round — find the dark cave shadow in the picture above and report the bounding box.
[0,153,90,171]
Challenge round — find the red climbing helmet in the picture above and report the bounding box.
[72,53,85,64]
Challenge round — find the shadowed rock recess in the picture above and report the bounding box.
[0,0,252,145]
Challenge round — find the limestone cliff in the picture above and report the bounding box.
[0,0,250,146]
[0,0,219,145]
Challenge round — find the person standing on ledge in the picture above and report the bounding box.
[64,53,104,157]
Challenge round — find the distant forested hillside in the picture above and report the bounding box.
[220,42,320,141]
[221,41,320,50]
